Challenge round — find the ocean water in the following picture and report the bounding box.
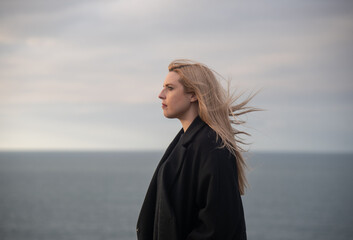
[0,151,352,240]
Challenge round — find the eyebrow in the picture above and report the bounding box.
[163,83,175,87]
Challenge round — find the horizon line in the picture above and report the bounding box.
[0,149,352,155]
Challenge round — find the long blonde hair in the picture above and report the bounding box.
[168,59,260,195]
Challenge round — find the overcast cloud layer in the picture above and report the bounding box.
[1,0,352,152]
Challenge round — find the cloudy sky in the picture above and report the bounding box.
[1,0,352,152]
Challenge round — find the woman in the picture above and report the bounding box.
[137,59,258,240]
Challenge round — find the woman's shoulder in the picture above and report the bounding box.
[184,117,233,160]
[189,124,236,172]
[194,123,219,144]
[189,123,225,154]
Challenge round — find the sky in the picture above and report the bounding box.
[0,0,352,152]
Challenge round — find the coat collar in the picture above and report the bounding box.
[152,115,206,239]
[159,115,206,165]
[136,115,207,240]
[180,115,206,147]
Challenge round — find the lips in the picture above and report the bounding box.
[162,103,167,109]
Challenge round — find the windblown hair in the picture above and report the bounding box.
[168,59,260,195]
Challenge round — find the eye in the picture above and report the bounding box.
[167,86,173,90]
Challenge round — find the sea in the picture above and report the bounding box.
[0,151,352,240]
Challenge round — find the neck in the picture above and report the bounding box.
[179,106,198,132]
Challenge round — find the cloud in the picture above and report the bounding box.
[0,0,352,151]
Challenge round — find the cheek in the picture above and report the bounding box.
[175,95,190,109]
[174,93,185,102]
[172,92,187,103]
[167,89,190,108]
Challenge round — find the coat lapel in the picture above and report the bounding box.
[137,128,184,240]
[160,116,206,193]
[158,129,184,168]
[137,116,206,240]
[157,116,206,239]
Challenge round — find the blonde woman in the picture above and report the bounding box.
[137,60,257,240]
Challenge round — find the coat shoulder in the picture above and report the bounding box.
[189,123,213,146]
[187,124,235,167]
[190,124,223,152]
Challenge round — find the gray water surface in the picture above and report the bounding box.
[0,151,352,240]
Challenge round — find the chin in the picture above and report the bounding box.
[163,112,176,119]
[164,114,175,119]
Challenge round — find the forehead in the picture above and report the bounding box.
[164,71,181,85]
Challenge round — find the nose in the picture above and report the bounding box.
[158,88,166,99]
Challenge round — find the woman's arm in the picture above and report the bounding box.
[186,147,246,240]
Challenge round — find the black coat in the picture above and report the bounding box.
[137,116,246,240]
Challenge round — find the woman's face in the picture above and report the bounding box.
[158,71,197,119]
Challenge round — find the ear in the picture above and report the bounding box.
[190,93,198,103]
